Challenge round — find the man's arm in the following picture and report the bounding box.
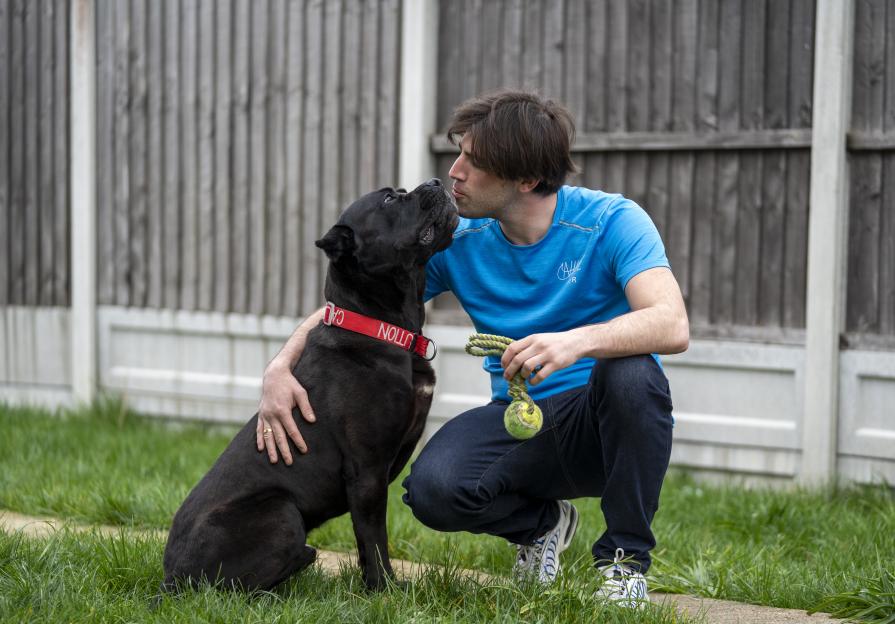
[501,267,689,384]
[256,306,325,464]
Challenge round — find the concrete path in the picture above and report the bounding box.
[1,510,837,623]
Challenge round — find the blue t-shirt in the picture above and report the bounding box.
[424,185,670,402]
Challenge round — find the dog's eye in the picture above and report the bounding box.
[383,195,396,204]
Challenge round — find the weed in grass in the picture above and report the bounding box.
[812,570,895,624]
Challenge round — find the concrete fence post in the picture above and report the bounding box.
[71,0,97,404]
[801,0,855,483]
[398,0,439,190]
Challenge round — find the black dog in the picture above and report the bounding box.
[161,179,457,593]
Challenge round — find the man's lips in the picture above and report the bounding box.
[451,187,465,199]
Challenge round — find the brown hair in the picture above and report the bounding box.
[446,90,579,195]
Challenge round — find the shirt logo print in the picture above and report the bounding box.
[556,258,583,283]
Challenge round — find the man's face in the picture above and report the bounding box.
[448,135,520,219]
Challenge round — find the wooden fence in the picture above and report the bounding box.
[0,0,893,340]
[94,0,401,317]
[0,0,70,308]
[847,0,895,345]
[433,0,818,338]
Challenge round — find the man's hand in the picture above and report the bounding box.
[500,330,583,386]
[256,364,316,465]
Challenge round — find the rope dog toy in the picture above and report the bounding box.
[465,334,543,440]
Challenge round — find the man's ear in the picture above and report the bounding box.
[315,224,356,261]
[517,178,540,193]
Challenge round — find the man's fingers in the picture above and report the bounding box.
[271,421,293,466]
[294,386,316,423]
[500,339,526,369]
[256,417,265,451]
[264,423,279,464]
[529,363,555,386]
[281,414,309,454]
[505,346,537,379]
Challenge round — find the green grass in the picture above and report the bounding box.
[2,401,895,622]
[0,528,696,623]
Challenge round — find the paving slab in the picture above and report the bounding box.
[1,510,837,623]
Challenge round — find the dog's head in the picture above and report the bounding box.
[315,178,458,276]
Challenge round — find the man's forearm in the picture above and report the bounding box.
[266,307,325,373]
[573,304,689,360]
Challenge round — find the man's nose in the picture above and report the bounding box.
[448,155,465,181]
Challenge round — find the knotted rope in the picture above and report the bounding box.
[464,333,543,440]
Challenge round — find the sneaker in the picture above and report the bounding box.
[513,500,579,583]
[595,548,649,608]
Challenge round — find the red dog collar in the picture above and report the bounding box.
[322,302,437,361]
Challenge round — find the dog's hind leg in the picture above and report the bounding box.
[171,495,316,592]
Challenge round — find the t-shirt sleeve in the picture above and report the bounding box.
[601,201,670,290]
[424,250,451,302]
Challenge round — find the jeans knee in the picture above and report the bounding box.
[402,457,485,532]
[593,355,672,426]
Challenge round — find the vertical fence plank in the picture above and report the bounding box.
[162,0,181,309]
[9,0,24,304]
[196,0,215,311]
[129,0,147,308]
[644,0,671,240]
[301,0,323,314]
[667,0,697,301]
[357,0,376,194]
[55,0,68,306]
[501,0,523,89]
[377,0,398,188]
[0,0,8,305]
[24,0,39,305]
[480,0,502,93]
[179,0,198,311]
[248,0,268,315]
[113,0,130,306]
[734,0,766,326]
[689,0,720,326]
[846,0,884,332]
[213,0,232,313]
[317,0,342,297]
[783,0,814,329]
[603,0,627,194]
[339,0,359,213]
[880,3,895,335]
[39,0,55,306]
[582,0,607,191]
[230,0,249,313]
[712,0,741,325]
[758,0,790,328]
[265,0,287,315]
[145,0,163,308]
[462,0,481,100]
[438,0,462,121]
[563,0,585,125]
[624,0,649,208]
[521,0,542,91]
[96,0,114,305]
[282,0,304,316]
[543,0,564,98]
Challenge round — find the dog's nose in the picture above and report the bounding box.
[426,178,442,187]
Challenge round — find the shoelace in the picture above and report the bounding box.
[601,548,647,602]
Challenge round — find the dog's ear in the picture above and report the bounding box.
[315,224,356,262]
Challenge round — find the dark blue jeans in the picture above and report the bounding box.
[401,354,673,573]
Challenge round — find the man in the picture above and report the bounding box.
[256,90,688,606]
